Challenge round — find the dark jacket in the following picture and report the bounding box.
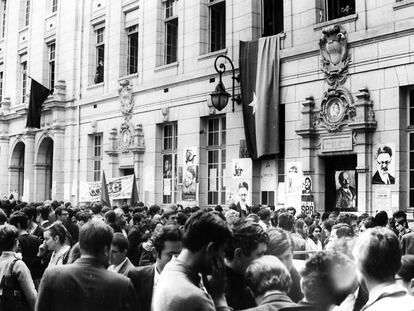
[372,171,395,184]
[128,264,155,311]
[35,257,137,311]
[243,292,299,311]
[17,233,42,280]
[225,266,256,310]
[127,225,142,266]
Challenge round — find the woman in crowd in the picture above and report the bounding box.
[307,223,323,251]
[0,224,37,310]
[41,222,71,267]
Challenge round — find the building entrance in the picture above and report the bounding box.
[324,155,357,212]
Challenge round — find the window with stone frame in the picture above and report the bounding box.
[24,0,30,26]
[162,122,178,204]
[164,0,178,64]
[262,0,284,37]
[94,26,105,84]
[51,0,57,13]
[21,57,27,104]
[127,24,138,75]
[207,116,226,206]
[48,42,55,92]
[0,70,3,102]
[93,134,103,182]
[408,89,414,209]
[1,0,6,39]
[209,0,225,52]
[318,0,355,23]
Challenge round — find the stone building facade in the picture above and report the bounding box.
[0,0,413,216]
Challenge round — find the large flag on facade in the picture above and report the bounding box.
[130,173,139,205]
[101,171,111,208]
[239,35,281,159]
[26,78,51,128]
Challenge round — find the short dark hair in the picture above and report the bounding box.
[239,181,248,190]
[132,213,142,225]
[105,210,116,224]
[22,205,37,221]
[79,220,114,257]
[153,225,182,257]
[9,211,28,230]
[45,221,69,245]
[55,207,67,218]
[278,213,294,231]
[374,210,388,227]
[183,210,232,252]
[0,209,7,225]
[111,232,129,252]
[258,208,270,221]
[377,145,392,158]
[76,211,92,223]
[149,205,161,217]
[355,227,401,283]
[245,255,292,297]
[91,203,103,215]
[393,210,407,221]
[286,207,296,216]
[225,220,268,260]
[0,224,19,251]
[37,205,50,221]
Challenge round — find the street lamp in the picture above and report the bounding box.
[210,55,241,113]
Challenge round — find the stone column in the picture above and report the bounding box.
[0,138,9,197]
[130,124,145,201]
[105,128,120,178]
[23,131,35,202]
[52,128,65,200]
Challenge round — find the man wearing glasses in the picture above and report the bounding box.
[372,146,395,184]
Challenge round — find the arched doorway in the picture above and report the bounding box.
[9,142,25,200]
[35,137,54,201]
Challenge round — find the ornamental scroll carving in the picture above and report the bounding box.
[319,24,351,88]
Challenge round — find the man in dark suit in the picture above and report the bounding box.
[35,220,137,311]
[108,233,135,276]
[372,145,395,184]
[335,171,357,211]
[128,225,182,311]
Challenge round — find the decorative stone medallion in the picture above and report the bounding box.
[314,87,356,132]
[119,122,133,153]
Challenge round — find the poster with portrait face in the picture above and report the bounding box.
[182,165,198,201]
[334,170,357,211]
[163,154,172,178]
[372,143,396,185]
[183,147,198,166]
[226,159,252,206]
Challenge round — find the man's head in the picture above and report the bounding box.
[163,208,178,225]
[376,146,392,176]
[76,211,92,228]
[79,220,114,264]
[301,251,356,307]
[184,166,196,188]
[338,171,350,189]
[152,225,183,272]
[245,256,292,305]
[0,224,19,251]
[182,210,232,274]
[110,233,129,266]
[265,228,294,271]
[354,227,401,285]
[225,220,268,274]
[238,182,248,203]
[9,211,28,232]
[397,255,414,295]
[278,212,294,232]
[286,207,296,217]
[55,207,69,222]
[304,177,311,191]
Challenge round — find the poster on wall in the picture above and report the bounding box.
[260,160,277,191]
[374,188,391,213]
[334,170,357,211]
[301,176,314,215]
[285,162,302,209]
[372,143,396,185]
[182,165,198,201]
[163,154,172,178]
[226,159,252,206]
[183,147,198,166]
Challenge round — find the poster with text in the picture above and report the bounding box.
[285,162,302,209]
[261,160,277,191]
[372,143,396,185]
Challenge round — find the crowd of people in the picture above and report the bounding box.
[0,197,414,311]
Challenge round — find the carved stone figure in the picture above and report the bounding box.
[119,122,132,153]
[319,24,350,88]
[118,79,134,119]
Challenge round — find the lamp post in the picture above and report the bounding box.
[210,55,241,113]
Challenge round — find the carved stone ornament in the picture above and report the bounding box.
[314,87,356,132]
[319,24,351,88]
[118,79,134,120]
[119,122,133,153]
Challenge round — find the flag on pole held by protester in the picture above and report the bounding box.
[130,173,139,206]
[239,35,281,159]
[101,171,111,208]
[26,78,52,128]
